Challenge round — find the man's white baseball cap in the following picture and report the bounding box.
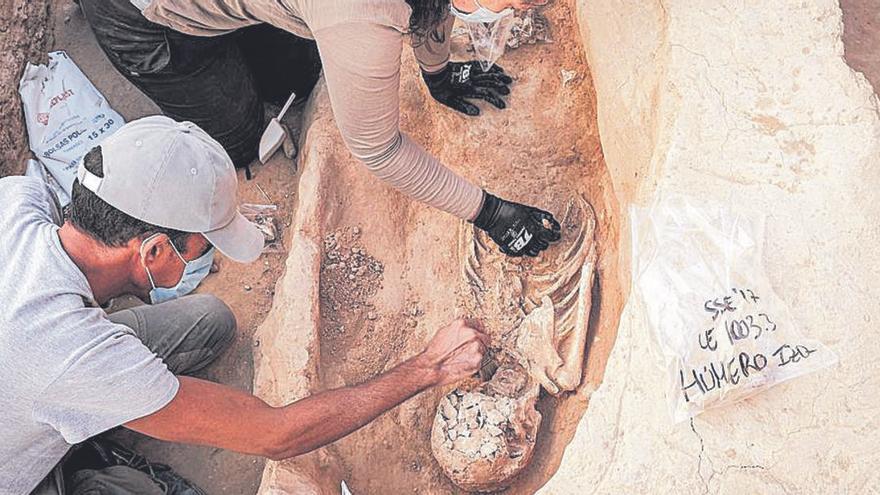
[76,115,263,263]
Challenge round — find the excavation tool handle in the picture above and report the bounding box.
[277,91,297,120]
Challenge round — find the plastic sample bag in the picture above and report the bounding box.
[631,196,837,423]
[461,14,517,72]
[507,9,553,49]
[19,51,125,207]
[241,203,283,253]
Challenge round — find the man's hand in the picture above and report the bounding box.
[422,62,513,116]
[417,319,490,386]
[126,320,490,461]
[472,192,562,257]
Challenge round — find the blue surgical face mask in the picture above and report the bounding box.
[450,0,513,23]
[140,234,215,305]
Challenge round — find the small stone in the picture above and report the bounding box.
[496,399,513,417]
[480,442,498,457]
[367,311,377,320]
[244,285,252,291]
[461,393,482,409]
[454,435,480,455]
[485,410,506,426]
[282,134,298,160]
[353,227,361,235]
[348,274,356,280]
[466,416,479,429]
[486,425,503,436]
[440,400,456,420]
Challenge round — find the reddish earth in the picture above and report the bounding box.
[0,0,875,493]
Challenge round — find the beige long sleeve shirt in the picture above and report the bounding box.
[135,0,484,221]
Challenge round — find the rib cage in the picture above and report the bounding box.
[459,196,599,395]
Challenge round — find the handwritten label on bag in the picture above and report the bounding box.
[679,288,819,403]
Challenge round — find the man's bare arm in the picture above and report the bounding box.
[125,320,488,460]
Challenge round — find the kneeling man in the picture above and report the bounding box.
[1,116,488,494]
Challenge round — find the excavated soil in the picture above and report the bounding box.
[841,0,880,96]
[19,0,879,493]
[0,0,53,177]
[0,0,867,493]
[256,0,624,493]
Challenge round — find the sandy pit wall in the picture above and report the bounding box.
[252,0,624,492]
[254,0,880,493]
[540,1,880,493]
[0,0,53,177]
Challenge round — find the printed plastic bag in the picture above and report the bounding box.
[25,159,69,207]
[19,51,125,207]
[631,196,837,423]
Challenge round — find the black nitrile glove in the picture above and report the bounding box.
[422,61,513,116]
[473,192,562,257]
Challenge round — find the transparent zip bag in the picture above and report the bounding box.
[461,13,517,72]
[240,203,283,254]
[631,196,837,422]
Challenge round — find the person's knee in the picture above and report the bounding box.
[190,294,237,354]
[68,466,165,495]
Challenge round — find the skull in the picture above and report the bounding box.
[430,363,541,492]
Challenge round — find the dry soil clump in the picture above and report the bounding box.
[319,227,407,381]
[0,0,53,177]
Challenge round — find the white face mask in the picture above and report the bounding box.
[450,0,514,24]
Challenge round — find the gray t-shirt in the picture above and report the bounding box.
[0,177,179,494]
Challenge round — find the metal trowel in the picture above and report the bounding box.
[258,91,296,164]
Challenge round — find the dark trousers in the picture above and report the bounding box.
[31,295,236,495]
[78,0,321,169]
